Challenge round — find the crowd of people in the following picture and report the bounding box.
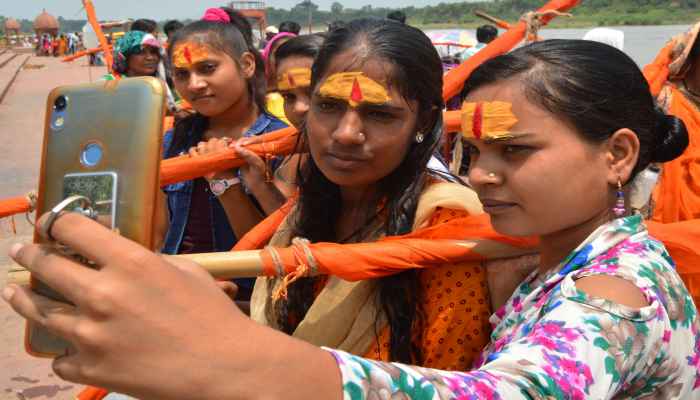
[35,32,83,57]
[3,7,700,399]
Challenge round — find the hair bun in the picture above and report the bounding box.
[651,109,689,163]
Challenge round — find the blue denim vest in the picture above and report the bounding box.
[160,113,288,293]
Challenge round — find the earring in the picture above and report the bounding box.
[613,178,626,217]
[415,132,424,143]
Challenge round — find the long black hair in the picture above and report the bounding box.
[165,7,268,157]
[462,39,688,178]
[273,18,445,364]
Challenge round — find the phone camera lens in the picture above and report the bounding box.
[54,96,67,111]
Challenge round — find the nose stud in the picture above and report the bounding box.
[358,132,366,141]
[488,172,496,178]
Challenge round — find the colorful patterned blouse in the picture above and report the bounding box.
[326,215,700,399]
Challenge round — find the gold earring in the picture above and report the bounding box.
[415,132,424,143]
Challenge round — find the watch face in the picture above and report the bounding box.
[211,181,225,195]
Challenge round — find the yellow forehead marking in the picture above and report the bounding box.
[172,42,211,69]
[277,68,312,91]
[318,72,391,108]
[461,101,519,141]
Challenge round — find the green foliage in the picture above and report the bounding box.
[1,0,697,37]
[265,0,699,29]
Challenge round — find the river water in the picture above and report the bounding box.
[427,24,691,67]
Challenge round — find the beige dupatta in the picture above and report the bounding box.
[249,182,483,354]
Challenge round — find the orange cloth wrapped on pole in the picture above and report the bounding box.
[0,196,33,219]
[257,214,537,282]
[83,0,114,74]
[160,127,299,186]
[442,0,580,101]
[62,46,112,63]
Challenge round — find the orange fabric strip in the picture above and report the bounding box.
[0,196,32,218]
[643,41,675,97]
[442,0,580,101]
[83,0,114,74]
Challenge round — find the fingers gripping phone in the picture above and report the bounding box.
[26,77,165,357]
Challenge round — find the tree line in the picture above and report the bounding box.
[2,0,699,36]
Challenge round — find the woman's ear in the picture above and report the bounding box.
[239,52,256,80]
[605,128,640,185]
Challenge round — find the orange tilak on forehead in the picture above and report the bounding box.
[461,101,519,141]
[172,42,211,69]
[277,68,312,91]
[318,72,391,107]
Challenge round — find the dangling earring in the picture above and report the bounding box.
[415,132,424,143]
[613,178,626,217]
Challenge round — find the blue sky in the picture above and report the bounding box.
[3,0,468,20]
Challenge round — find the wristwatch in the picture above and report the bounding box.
[209,177,241,196]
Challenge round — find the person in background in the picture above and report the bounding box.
[461,24,498,61]
[260,25,278,50]
[279,20,301,35]
[643,21,700,222]
[130,18,158,36]
[386,10,406,24]
[327,20,346,32]
[163,20,185,41]
[103,30,161,80]
[262,30,297,123]
[160,7,287,300]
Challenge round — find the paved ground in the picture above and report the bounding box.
[0,52,106,400]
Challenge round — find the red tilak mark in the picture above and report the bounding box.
[184,46,192,64]
[350,78,363,103]
[288,73,296,87]
[472,102,483,139]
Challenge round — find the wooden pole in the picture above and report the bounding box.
[6,250,267,287]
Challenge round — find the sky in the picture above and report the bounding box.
[2,0,467,20]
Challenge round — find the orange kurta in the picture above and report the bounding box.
[364,208,491,370]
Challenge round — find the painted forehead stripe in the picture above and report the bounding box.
[277,68,312,91]
[461,101,518,140]
[318,72,391,108]
[172,42,211,69]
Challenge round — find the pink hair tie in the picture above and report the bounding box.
[202,8,231,23]
[262,32,297,61]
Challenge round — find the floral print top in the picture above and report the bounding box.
[325,215,700,399]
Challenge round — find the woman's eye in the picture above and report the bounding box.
[366,110,394,121]
[198,63,217,74]
[503,145,532,154]
[174,70,189,80]
[317,101,341,112]
[282,93,296,103]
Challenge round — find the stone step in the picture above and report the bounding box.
[0,55,31,105]
[0,52,16,69]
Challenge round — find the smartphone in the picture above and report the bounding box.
[26,77,166,357]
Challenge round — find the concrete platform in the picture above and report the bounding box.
[0,56,106,400]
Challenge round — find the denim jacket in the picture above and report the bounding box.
[161,112,288,256]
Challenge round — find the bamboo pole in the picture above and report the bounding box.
[473,9,513,30]
[6,250,267,287]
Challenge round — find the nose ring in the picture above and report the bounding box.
[488,172,496,178]
[358,132,366,141]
